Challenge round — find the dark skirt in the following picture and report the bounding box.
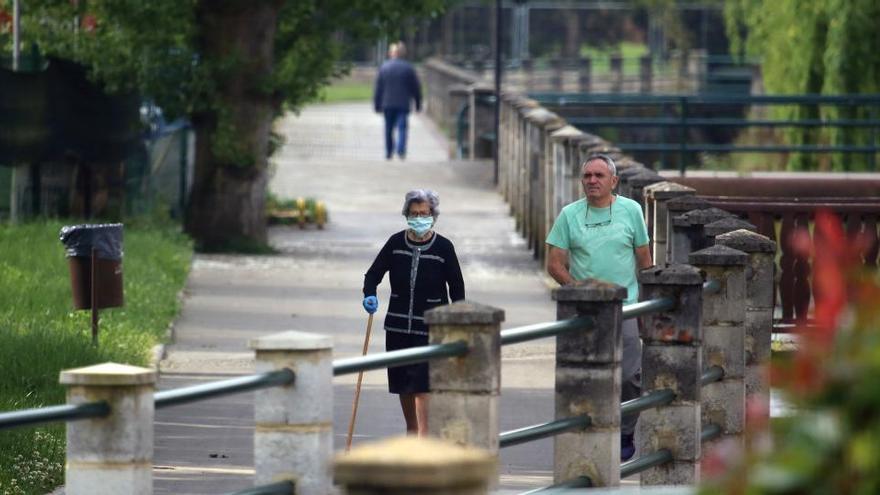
[385,330,429,394]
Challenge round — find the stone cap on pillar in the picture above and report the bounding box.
[552,278,627,302]
[524,108,564,129]
[638,264,704,286]
[550,125,584,142]
[424,300,505,325]
[704,217,756,238]
[688,244,749,266]
[60,362,156,386]
[644,181,695,200]
[672,207,734,227]
[581,144,621,158]
[249,330,333,351]
[334,436,495,489]
[666,195,711,214]
[575,134,608,151]
[617,165,647,181]
[614,157,643,173]
[716,229,777,254]
[627,168,663,186]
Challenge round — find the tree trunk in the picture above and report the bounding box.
[185,1,282,250]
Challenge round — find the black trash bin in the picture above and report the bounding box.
[59,224,124,310]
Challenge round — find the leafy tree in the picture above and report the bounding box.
[20,0,448,249]
[724,0,880,171]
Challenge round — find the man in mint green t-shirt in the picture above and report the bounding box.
[546,154,653,461]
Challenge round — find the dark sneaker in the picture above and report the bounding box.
[621,433,635,462]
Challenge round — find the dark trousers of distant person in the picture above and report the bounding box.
[383,108,409,159]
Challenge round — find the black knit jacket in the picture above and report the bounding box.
[363,231,465,336]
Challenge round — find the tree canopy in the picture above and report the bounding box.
[16,0,449,248]
[724,0,880,171]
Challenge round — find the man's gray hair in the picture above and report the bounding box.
[584,154,618,176]
[402,189,440,218]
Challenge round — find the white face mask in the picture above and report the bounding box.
[407,216,434,236]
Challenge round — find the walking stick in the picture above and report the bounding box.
[346,313,374,451]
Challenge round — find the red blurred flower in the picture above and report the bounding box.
[81,14,97,33]
[0,9,12,32]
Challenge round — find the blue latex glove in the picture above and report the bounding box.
[362,295,378,314]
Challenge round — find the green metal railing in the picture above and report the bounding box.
[333,340,469,376]
[528,92,880,173]
[155,369,296,409]
[500,316,594,345]
[500,415,591,448]
[229,481,294,495]
[0,401,110,431]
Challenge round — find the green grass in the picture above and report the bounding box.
[0,220,192,494]
[579,42,650,76]
[317,82,373,103]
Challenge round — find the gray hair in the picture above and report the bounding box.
[583,154,618,176]
[402,189,440,218]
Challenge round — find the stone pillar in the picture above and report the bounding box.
[334,436,496,495]
[425,301,504,452]
[637,265,704,485]
[552,280,627,487]
[716,229,778,418]
[522,59,534,90]
[665,196,711,263]
[644,182,696,265]
[670,207,734,264]
[616,165,647,199]
[704,217,756,246]
[250,331,333,495]
[627,169,665,212]
[61,363,156,495]
[689,245,749,447]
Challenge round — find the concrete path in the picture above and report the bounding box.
[153,103,562,493]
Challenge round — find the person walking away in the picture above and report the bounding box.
[362,189,465,436]
[545,154,653,461]
[374,42,422,160]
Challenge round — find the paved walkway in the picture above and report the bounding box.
[153,103,561,493]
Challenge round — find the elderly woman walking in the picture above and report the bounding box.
[362,189,465,436]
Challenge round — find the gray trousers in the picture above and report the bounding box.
[621,318,642,435]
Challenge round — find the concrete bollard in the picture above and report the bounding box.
[628,169,665,212]
[249,331,333,495]
[425,301,504,452]
[644,182,696,265]
[670,207,734,264]
[689,245,749,446]
[665,196,711,263]
[616,165,647,199]
[553,279,627,487]
[334,436,496,495]
[704,217,756,246]
[61,363,156,495]
[715,229,777,416]
[637,264,704,485]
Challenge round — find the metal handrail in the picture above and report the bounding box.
[333,340,469,376]
[520,476,592,494]
[500,316,593,346]
[530,92,880,105]
[620,448,673,478]
[229,480,294,495]
[701,366,724,386]
[621,389,675,417]
[622,297,675,320]
[499,414,591,449]
[155,369,296,409]
[703,279,721,294]
[621,424,724,478]
[0,401,110,431]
